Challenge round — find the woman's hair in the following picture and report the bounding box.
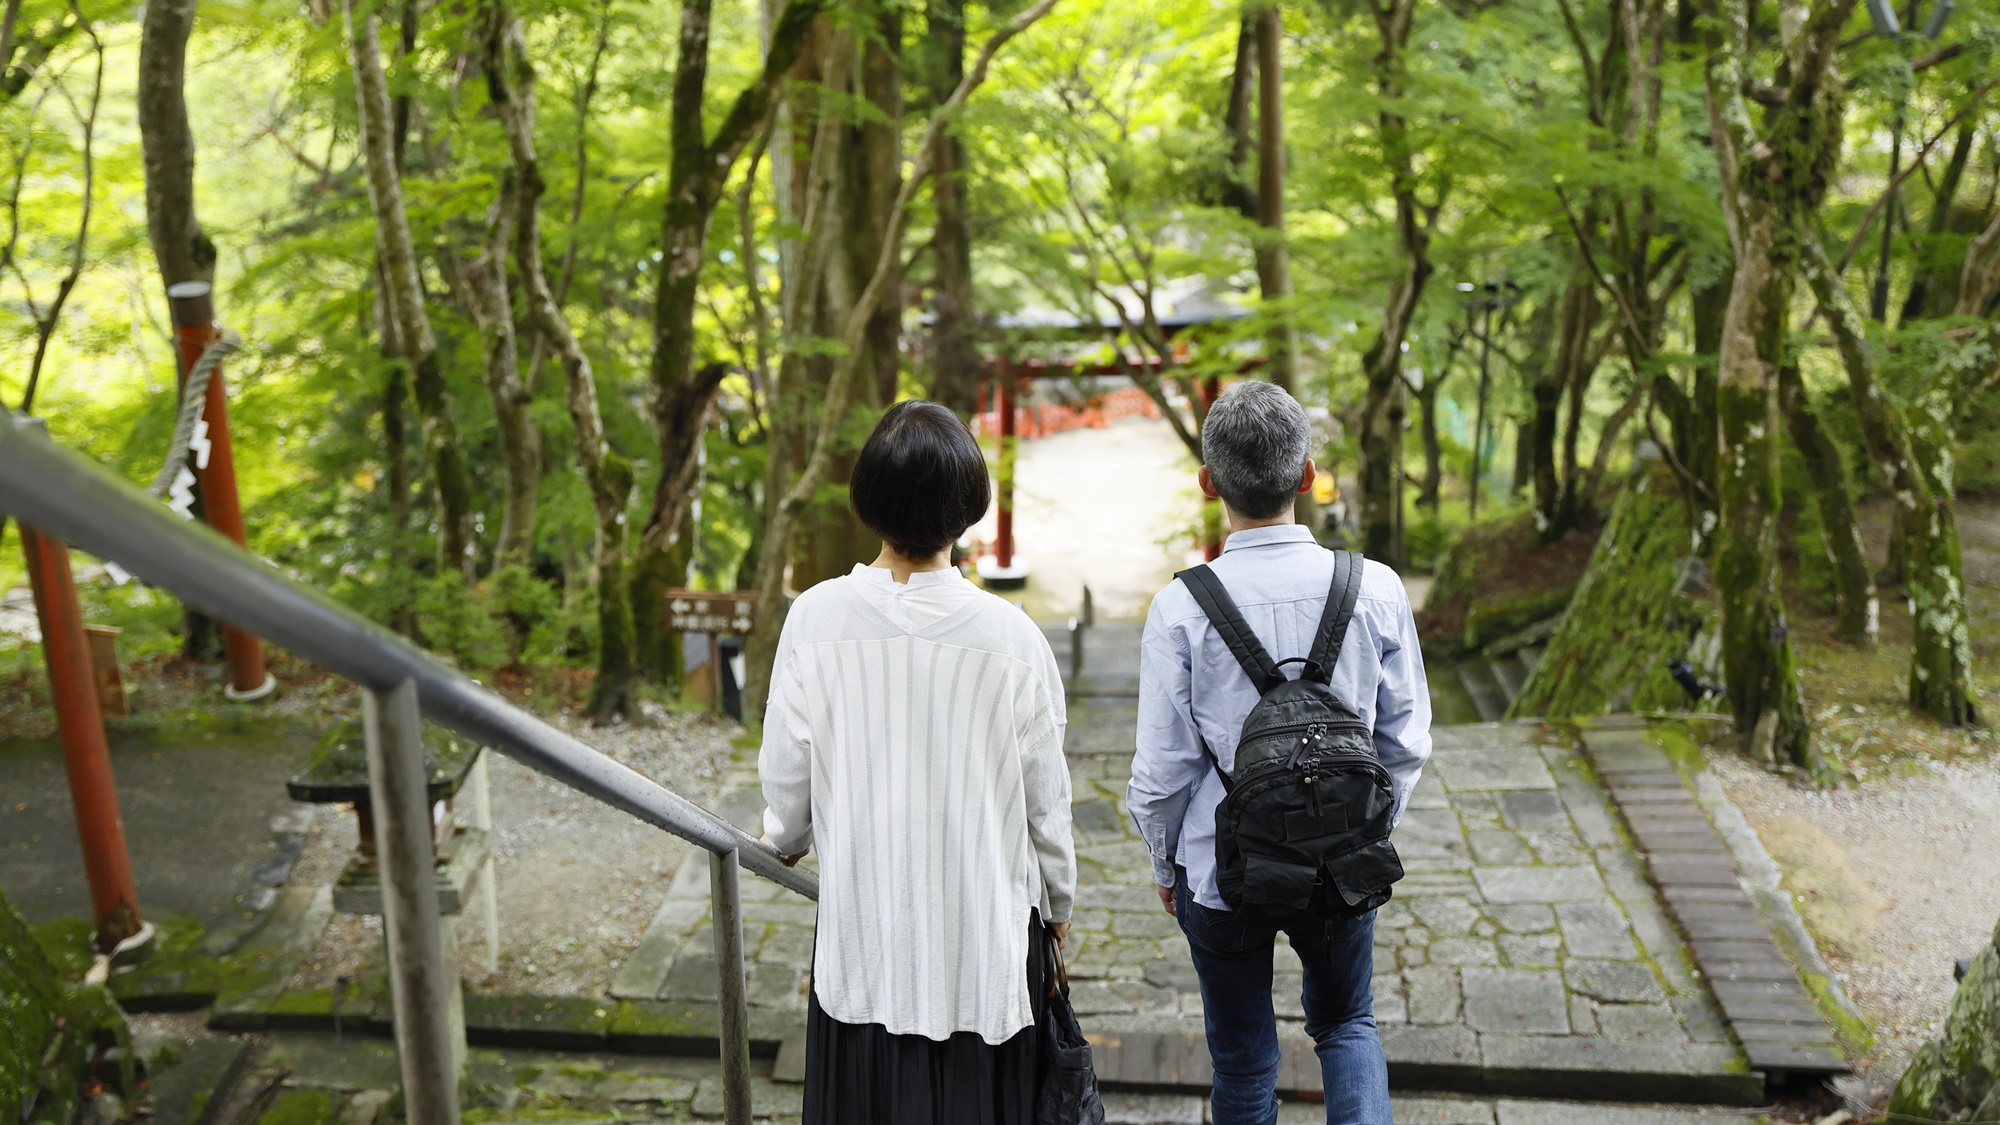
[850,400,992,558]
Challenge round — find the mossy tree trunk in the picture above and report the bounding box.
[1778,363,1877,646]
[1700,0,1855,776]
[1804,239,1977,725]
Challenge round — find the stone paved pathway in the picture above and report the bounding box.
[611,624,1761,1105]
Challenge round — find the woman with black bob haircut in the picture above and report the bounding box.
[758,400,1077,1124]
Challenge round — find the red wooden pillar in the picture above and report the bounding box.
[168,282,272,701]
[19,513,142,951]
[995,365,1016,569]
[1199,376,1224,561]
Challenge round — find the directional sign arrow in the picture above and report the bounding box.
[670,599,692,614]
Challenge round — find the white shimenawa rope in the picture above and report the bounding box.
[143,329,279,703]
[149,330,242,499]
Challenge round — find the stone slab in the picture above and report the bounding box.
[1472,866,1606,904]
[1478,1037,1762,1105]
[143,1035,251,1125]
[1434,748,1557,792]
[1382,1024,1484,1090]
[1493,1100,1750,1125]
[1462,969,1569,1034]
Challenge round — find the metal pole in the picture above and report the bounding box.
[364,680,463,1125]
[710,849,753,1125]
[167,282,273,701]
[996,366,1016,569]
[19,515,141,951]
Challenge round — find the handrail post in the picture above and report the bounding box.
[364,680,463,1125]
[710,848,753,1125]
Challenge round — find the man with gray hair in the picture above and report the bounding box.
[1129,380,1431,1124]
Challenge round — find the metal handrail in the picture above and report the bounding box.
[0,414,814,900]
[0,414,805,1124]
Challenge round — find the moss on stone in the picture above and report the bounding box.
[1891,919,2000,1122]
[2,886,62,1122]
[256,1088,341,1125]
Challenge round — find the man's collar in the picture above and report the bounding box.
[1220,523,1315,552]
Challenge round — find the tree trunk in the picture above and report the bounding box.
[631,0,826,682]
[137,0,213,289]
[1254,5,1298,394]
[136,0,223,658]
[482,1,641,722]
[1355,0,1428,563]
[1805,239,1976,725]
[1896,122,1976,323]
[1416,377,1442,512]
[1714,227,1814,772]
[447,192,539,571]
[924,0,979,415]
[346,0,480,579]
[1539,258,1600,539]
[1778,363,1876,646]
[744,0,1059,714]
[796,2,902,589]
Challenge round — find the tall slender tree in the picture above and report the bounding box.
[1700,0,1857,773]
[630,0,827,681]
[346,0,481,580]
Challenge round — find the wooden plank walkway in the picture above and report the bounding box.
[1579,720,1850,1082]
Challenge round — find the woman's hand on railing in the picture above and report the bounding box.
[760,833,809,868]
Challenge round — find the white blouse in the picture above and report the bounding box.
[759,564,1075,1044]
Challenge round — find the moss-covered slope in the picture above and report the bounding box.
[1509,457,1716,718]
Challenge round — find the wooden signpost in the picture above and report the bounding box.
[664,590,755,712]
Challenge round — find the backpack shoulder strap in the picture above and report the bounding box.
[1174,564,1285,696]
[1303,550,1365,685]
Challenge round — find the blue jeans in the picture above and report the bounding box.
[1176,872,1390,1125]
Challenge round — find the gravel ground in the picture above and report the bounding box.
[286,701,742,998]
[1706,748,2000,1095]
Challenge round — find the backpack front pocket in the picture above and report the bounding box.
[1239,854,1321,912]
[1325,836,1404,908]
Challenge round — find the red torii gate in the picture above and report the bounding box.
[971,354,1262,587]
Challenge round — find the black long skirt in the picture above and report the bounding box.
[803,913,1046,1125]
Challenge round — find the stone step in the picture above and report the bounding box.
[1488,653,1526,702]
[1456,660,1510,722]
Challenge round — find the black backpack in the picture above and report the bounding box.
[1177,550,1404,927]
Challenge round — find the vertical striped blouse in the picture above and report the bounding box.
[759,564,1075,1045]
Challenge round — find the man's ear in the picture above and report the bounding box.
[1298,459,1317,495]
[1198,464,1221,500]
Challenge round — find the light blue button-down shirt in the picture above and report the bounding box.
[1129,524,1433,911]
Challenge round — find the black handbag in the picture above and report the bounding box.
[1036,929,1106,1125]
